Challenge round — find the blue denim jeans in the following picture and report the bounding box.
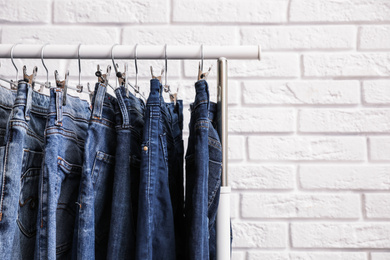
[136,79,176,260]
[185,79,222,260]
[0,82,49,260]
[73,83,117,260]
[35,87,90,260]
[107,86,144,259]
[165,101,185,259]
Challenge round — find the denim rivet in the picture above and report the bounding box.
[143,146,148,151]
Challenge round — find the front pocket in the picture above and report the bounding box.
[91,151,115,186]
[17,149,43,238]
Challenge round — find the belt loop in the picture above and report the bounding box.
[115,88,130,128]
[91,83,106,120]
[55,88,63,126]
[24,84,32,121]
[204,80,210,111]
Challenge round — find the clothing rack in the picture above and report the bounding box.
[0,44,261,260]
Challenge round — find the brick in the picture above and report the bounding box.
[231,251,246,260]
[233,221,287,248]
[184,54,299,78]
[1,26,120,45]
[369,137,390,161]
[0,0,50,23]
[290,0,390,22]
[241,194,359,219]
[289,252,366,260]
[53,0,167,23]
[228,136,245,161]
[243,80,360,105]
[229,108,294,133]
[363,80,390,104]
[123,26,239,45]
[291,223,390,248]
[247,252,288,260]
[247,252,366,260]
[172,0,288,23]
[229,165,294,190]
[248,137,365,161]
[372,253,390,260]
[300,165,390,190]
[365,194,390,219]
[359,26,390,50]
[241,26,355,50]
[230,193,239,219]
[303,53,390,77]
[299,109,390,133]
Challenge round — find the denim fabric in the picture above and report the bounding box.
[135,79,176,260]
[0,82,49,260]
[165,101,185,259]
[73,83,117,260]
[107,86,144,259]
[35,87,90,260]
[0,86,16,144]
[185,79,222,260]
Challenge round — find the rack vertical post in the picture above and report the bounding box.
[216,57,231,260]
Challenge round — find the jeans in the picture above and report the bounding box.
[73,83,117,260]
[35,87,90,260]
[136,79,176,260]
[107,86,145,259]
[165,101,185,259]
[0,82,49,260]
[185,79,222,260]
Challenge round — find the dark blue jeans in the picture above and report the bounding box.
[185,79,222,260]
[136,79,176,260]
[35,87,90,260]
[0,83,49,260]
[107,86,145,259]
[165,101,185,259]
[73,83,117,260]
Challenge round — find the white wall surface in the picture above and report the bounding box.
[1,0,390,259]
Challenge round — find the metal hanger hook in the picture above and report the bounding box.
[111,43,119,75]
[10,43,19,82]
[201,44,204,72]
[164,44,168,90]
[76,44,83,92]
[41,43,50,88]
[134,44,139,88]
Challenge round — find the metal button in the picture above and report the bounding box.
[143,146,148,151]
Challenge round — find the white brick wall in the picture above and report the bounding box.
[1,0,390,259]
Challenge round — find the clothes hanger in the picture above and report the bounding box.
[0,63,17,89]
[163,44,178,104]
[54,70,69,105]
[132,44,146,101]
[95,64,112,88]
[76,44,93,102]
[198,44,212,81]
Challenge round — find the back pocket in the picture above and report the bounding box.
[17,149,43,238]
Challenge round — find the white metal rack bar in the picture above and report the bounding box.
[0,44,261,60]
[0,44,261,260]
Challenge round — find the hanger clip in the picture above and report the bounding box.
[96,65,111,86]
[55,70,69,105]
[150,66,164,84]
[198,62,213,81]
[23,65,38,88]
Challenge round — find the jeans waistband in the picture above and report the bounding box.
[114,86,145,135]
[13,81,50,121]
[48,87,90,126]
[91,83,117,127]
